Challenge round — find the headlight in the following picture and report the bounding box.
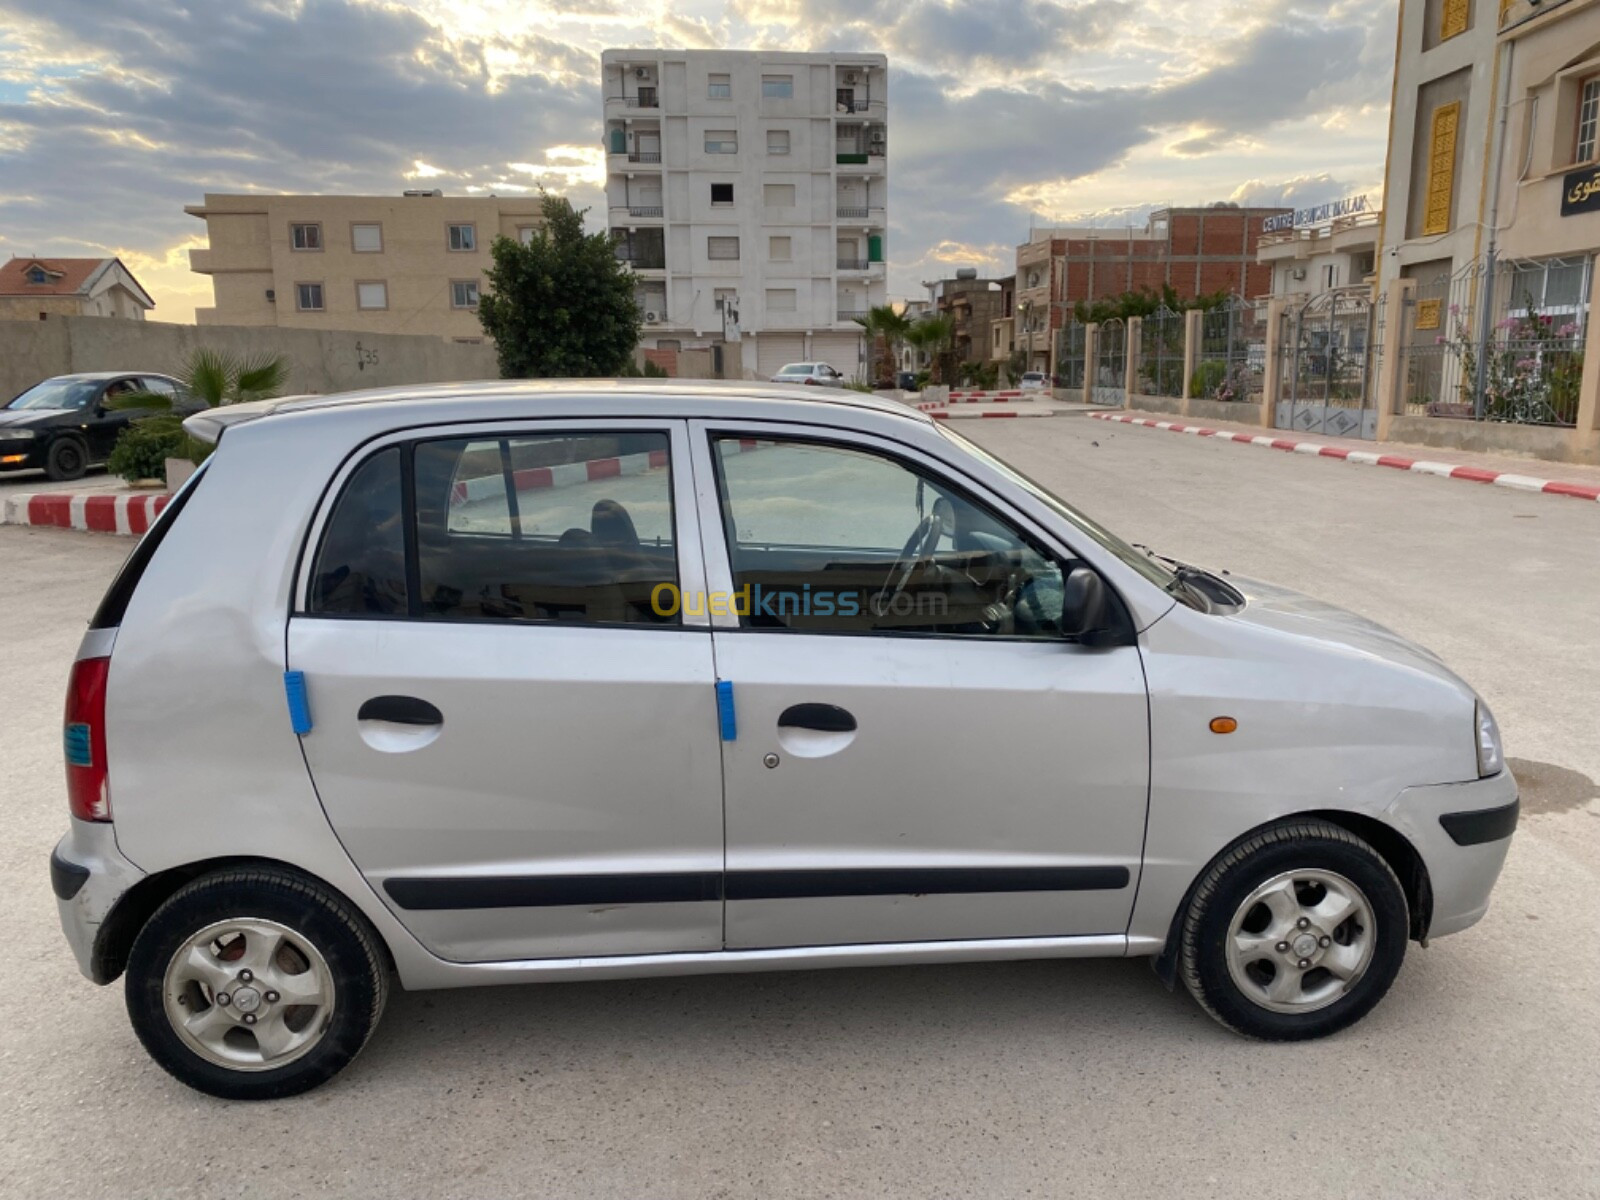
[0,429,36,441]
[1476,702,1503,778]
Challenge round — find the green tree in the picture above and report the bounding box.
[907,314,956,384]
[856,303,913,384]
[109,346,288,470]
[477,193,641,378]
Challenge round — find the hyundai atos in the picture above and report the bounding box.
[50,381,1518,1099]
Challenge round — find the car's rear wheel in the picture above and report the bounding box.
[1179,819,1409,1040]
[125,868,389,1099]
[45,436,87,482]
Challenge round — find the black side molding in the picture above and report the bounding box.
[1439,798,1519,847]
[383,866,1131,911]
[50,848,90,901]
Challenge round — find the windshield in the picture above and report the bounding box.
[8,378,99,411]
[935,422,1183,594]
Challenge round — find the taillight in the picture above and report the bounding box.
[65,656,111,822]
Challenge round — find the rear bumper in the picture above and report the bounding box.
[52,819,145,983]
[1386,771,1518,940]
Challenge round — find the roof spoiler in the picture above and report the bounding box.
[182,396,310,445]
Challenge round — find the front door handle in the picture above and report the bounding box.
[778,703,857,733]
[358,695,443,726]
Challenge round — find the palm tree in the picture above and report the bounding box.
[906,314,955,385]
[112,348,289,461]
[855,303,913,385]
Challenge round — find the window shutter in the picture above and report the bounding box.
[1423,102,1461,237]
[1441,0,1469,39]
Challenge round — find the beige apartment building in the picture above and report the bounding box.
[1378,0,1600,461]
[185,191,544,341]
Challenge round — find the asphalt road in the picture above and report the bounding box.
[2,413,1597,1199]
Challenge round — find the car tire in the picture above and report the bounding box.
[125,867,390,1100]
[1179,819,1408,1041]
[45,436,88,482]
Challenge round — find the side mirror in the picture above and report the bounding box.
[1060,567,1109,640]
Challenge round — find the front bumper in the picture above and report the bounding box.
[1385,771,1519,940]
[51,819,145,983]
[0,442,42,470]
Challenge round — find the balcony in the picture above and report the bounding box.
[604,87,659,114]
[612,203,664,224]
[837,308,868,322]
[837,206,868,220]
[837,257,869,270]
[628,205,663,218]
[616,252,666,270]
[836,207,885,227]
[628,151,662,164]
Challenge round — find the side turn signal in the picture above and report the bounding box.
[1210,717,1238,735]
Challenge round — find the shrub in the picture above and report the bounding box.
[620,357,670,378]
[107,419,186,484]
[1189,359,1227,399]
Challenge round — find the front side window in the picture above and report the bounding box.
[351,223,383,252]
[710,437,1069,638]
[708,236,740,261]
[356,281,388,310]
[290,222,322,251]
[766,287,797,311]
[767,129,790,155]
[769,235,792,261]
[711,182,734,205]
[447,223,476,252]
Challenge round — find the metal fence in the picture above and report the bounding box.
[1277,290,1381,439]
[1091,319,1126,406]
[1193,296,1266,402]
[1056,320,1087,389]
[1402,256,1589,428]
[1139,307,1184,397]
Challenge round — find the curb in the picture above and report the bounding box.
[929,409,1057,421]
[948,390,1027,402]
[1089,413,1600,503]
[2,491,171,534]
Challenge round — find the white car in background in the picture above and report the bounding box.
[1019,371,1051,393]
[772,362,846,388]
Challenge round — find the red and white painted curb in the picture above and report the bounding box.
[929,408,1056,421]
[1090,412,1600,502]
[947,390,1028,403]
[3,491,171,534]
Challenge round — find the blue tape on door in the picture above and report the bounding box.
[716,680,737,742]
[284,671,313,736]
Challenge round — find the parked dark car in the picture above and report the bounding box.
[0,372,183,481]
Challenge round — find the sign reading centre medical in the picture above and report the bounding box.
[1561,167,1600,217]
[1263,195,1371,233]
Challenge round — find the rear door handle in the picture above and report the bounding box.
[778,703,857,732]
[358,695,443,726]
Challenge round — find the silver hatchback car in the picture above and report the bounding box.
[52,382,1517,1099]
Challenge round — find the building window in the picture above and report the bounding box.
[763,183,796,207]
[351,223,383,253]
[1577,78,1600,164]
[1322,264,1338,290]
[766,287,797,312]
[290,223,322,251]
[1423,101,1461,237]
[1440,0,1469,40]
[447,223,477,252]
[295,282,324,311]
[711,182,734,206]
[705,130,738,154]
[518,225,537,245]
[451,279,480,309]
[761,75,793,99]
[767,129,791,156]
[356,281,388,310]
[708,236,740,261]
[708,73,731,99]
[769,235,792,261]
[27,267,48,283]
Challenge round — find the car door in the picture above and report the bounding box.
[288,420,726,964]
[87,377,142,459]
[690,423,1150,950]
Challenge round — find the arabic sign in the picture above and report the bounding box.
[1263,194,1371,233]
[1561,167,1600,217]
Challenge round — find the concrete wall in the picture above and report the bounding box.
[0,315,499,403]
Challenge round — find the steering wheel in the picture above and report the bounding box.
[876,498,952,619]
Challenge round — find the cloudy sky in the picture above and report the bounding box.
[0,0,1396,323]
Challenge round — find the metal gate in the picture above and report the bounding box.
[1056,320,1087,389]
[1092,318,1126,406]
[1275,290,1381,439]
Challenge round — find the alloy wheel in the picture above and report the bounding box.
[1224,868,1376,1014]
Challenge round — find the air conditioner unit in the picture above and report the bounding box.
[265,289,275,302]
[635,67,649,78]
[645,311,660,323]
[845,72,857,83]
[1291,267,1307,281]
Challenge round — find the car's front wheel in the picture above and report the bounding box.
[125,867,389,1099]
[1179,819,1409,1040]
[45,436,88,482]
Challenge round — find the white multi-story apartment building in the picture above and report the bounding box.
[602,49,888,380]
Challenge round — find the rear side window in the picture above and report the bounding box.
[309,447,409,616]
[307,432,678,626]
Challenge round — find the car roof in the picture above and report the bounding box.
[42,371,178,383]
[184,378,932,444]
